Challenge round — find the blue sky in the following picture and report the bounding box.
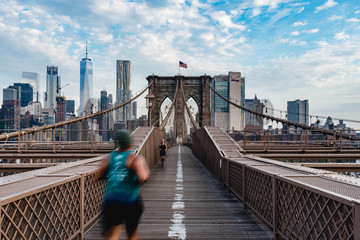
[0,0,359,128]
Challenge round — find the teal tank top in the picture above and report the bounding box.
[104,150,140,203]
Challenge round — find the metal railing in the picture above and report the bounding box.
[0,81,153,143]
[207,81,360,141]
[0,129,117,155]
[231,129,360,153]
[192,127,360,240]
[0,126,165,239]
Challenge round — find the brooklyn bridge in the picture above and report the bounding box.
[0,75,359,239]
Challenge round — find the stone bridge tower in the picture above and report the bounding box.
[146,74,212,143]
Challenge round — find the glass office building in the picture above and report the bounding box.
[211,72,245,131]
[211,75,230,130]
[14,83,33,107]
[44,66,60,110]
[79,48,93,116]
[65,100,75,114]
[214,81,229,112]
[287,99,309,125]
[22,72,39,102]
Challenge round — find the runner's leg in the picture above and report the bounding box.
[125,197,143,239]
[105,225,121,240]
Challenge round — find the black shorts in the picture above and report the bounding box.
[160,150,166,157]
[103,196,144,237]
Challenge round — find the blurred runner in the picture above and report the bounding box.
[96,129,150,240]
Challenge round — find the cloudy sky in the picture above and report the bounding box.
[0,0,359,128]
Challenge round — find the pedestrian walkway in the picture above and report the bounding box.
[85,145,273,239]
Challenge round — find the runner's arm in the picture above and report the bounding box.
[95,154,109,180]
[130,154,150,184]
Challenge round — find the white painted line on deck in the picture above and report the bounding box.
[168,145,187,240]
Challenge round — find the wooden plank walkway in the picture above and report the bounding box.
[85,145,273,239]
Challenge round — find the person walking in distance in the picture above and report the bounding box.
[96,130,150,240]
[159,138,167,167]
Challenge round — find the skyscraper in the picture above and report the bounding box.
[56,96,66,122]
[65,100,75,114]
[211,75,229,130]
[100,90,109,140]
[287,99,309,125]
[116,60,132,124]
[79,42,93,116]
[0,86,21,133]
[108,94,114,131]
[229,72,245,131]
[44,66,60,110]
[245,95,264,127]
[132,101,137,119]
[14,83,33,107]
[211,72,245,131]
[22,72,39,102]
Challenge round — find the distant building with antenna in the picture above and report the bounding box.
[79,41,93,116]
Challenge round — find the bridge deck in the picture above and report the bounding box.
[85,145,273,239]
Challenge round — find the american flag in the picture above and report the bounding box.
[179,61,187,69]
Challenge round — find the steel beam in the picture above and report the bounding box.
[299,163,360,172]
[0,153,102,159]
[0,163,57,172]
[254,153,360,160]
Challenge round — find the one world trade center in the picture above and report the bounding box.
[79,42,93,116]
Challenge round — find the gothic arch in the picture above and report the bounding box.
[146,74,212,143]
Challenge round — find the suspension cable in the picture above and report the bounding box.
[159,80,179,131]
[206,81,360,141]
[261,107,360,124]
[180,80,199,131]
[0,81,154,141]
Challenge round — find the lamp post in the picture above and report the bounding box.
[145,93,155,126]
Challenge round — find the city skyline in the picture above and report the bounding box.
[0,0,359,128]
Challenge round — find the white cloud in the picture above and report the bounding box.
[315,0,338,12]
[334,32,350,40]
[346,18,360,22]
[89,28,113,43]
[253,0,291,9]
[280,38,306,46]
[292,21,307,27]
[303,29,319,33]
[252,8,262,17]
[329,15,344,21]
[297,7,305,13]
[256,40,360,88]
[290,29,319,36]
[1,0,360,124]
[268,8,292,25]
[245,40,360,122]
[211,11,246,31]
[250,0,292,17]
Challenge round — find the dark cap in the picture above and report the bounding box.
[115,130,132,150]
